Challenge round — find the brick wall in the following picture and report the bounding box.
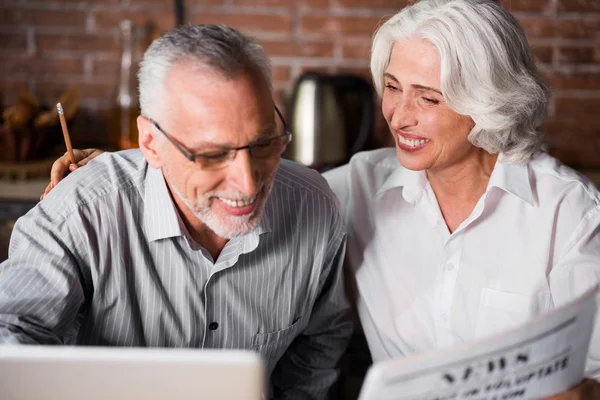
[0,0,599,167]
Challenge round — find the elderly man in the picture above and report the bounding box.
[0,24,352,399]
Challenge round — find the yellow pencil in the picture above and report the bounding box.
[56,102,75,164]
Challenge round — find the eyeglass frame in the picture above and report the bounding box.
[145,105,292,168]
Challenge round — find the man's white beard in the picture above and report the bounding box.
[169,180,272,239]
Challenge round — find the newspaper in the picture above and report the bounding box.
[358,288,599,400]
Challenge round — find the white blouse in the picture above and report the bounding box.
[324,148,600,378]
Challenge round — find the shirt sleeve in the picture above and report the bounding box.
[548,204,600,380]
[269,204,353,399]
[0,202,90,344]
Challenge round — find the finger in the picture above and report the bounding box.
[69,163,79,172]
[40,182,53,201]
[78,149,101,166]
[50,153,72,186]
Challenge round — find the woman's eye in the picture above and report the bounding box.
[385,83,398,91]
[423,97,439,105]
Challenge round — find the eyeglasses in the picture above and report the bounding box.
[146,106,292,170]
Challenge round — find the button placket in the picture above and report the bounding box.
[435,234,464,346]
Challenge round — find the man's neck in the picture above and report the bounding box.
[167,187,228,261]
[180,213,228,261]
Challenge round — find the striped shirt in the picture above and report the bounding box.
[0,149,352,399]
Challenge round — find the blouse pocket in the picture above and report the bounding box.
[475,288,540,340]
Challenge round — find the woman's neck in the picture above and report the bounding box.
[426,150,499,233]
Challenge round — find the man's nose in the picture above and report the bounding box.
[227,149,258,196]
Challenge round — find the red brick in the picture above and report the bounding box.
[0,7,86,28]
[298,65,336,75]
[272,65,291,83]
[500,0,552,12]
[544,71,600,90]
[301,0,329,7]
[555,97,600,117]
[0,32,27,51]
[299,15,387,37]
[94,8,175,32]
[557,0,600,13]
[0,55,84,77]
[91,57,121,80]
[336,66,372,82]
[531,45,553,64]
[0,78,29,105]
[555,19,600,40]
[37,33,119,53]
[139,0,221,4]
[557,47,599,65]
[261,39,334,58]
[544,118,600,168]
[341,39,371,60]
[231,0,328,6]
[193,12,291,34]
[41,0,118,3]
[334,0,409,8]
[517,17,555,38]
[231,0,295,6]
[36,79,117,103]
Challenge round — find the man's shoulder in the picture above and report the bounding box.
[40,149,149,218]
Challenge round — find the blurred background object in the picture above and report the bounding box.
[0,85,79,176]
[286,72,374,171]
[110,19,139,150]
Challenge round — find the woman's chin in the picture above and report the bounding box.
[395,149,431,172]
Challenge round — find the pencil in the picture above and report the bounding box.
[56,102,75,164]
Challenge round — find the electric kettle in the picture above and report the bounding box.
[285,72,374,170]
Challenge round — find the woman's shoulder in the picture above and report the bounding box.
[528,153,600,207]
[323,148,400,202]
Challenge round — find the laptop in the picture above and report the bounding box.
[0,345,264,400]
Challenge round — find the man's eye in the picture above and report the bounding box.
[253,138,274,149]
[199,151,229,159]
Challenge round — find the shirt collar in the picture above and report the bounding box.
[144,165,185,242]
[375,153,533,206]
[143,165,273,242]
[376,160,429,204]
[487,153,534,206]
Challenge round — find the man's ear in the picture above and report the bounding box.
[137,115,163,169]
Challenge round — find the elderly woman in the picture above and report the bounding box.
[42,0,599,396]
[323,0,600,396]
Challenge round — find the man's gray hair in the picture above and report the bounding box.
[371,0,551,163]
[138,24,272,120]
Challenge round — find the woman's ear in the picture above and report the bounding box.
[137,115,164,169]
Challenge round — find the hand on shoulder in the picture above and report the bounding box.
[40,148,104,200]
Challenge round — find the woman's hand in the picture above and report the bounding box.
[40,148,104,200]
[542,379,600,400]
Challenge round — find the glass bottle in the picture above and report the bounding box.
[110,19,139,150]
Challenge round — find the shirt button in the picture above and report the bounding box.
[209,322,219,330]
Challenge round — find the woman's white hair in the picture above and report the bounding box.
[138,24,272,120]
[371,0,551,163]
